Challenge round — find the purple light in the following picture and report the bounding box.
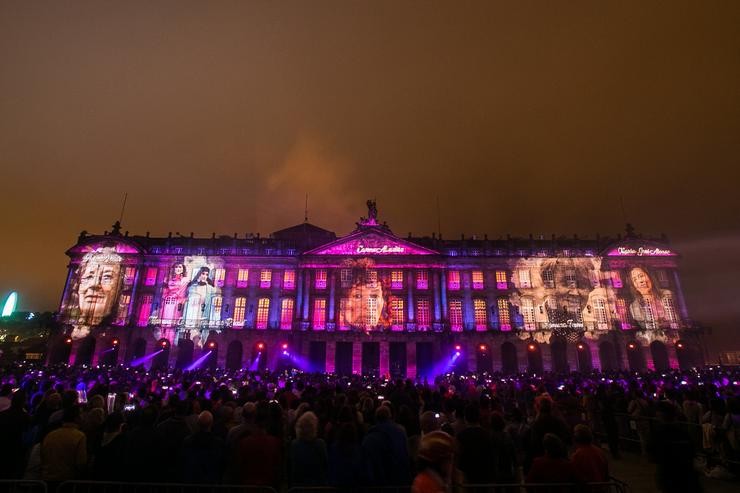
[185,351,213,371]
[306,232,437,256]
[130,349,162,367]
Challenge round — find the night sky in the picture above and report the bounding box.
[1,2,738,357]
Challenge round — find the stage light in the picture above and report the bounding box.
[479,344,488,352]
[576,343,585,351]
[527,343,537,352]
[256,342,265,351]
[281,342,289,350]
[207,341,217,350]
[160,340,169,349]
[65,337,73,345]
[111,338,120,347]
[454,344,462,351]
[628,342,637,350]
[676,341,684,350]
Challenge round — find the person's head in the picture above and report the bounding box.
[420,411,442,434]
[375,404,392,423]
[10,389,26,410]
[171,263,186,278]
[573,424,594,445]
[464,404,480,425]
[63,404,81,424]
[417,430,455,478]
[191,267,211,285]
[630,267,653,296]
[656,401,677,422]
[295,411,318,441]
[197,410,213,432]
[241,402,257,423]
[76,249,123,323]
[543,433,566,458]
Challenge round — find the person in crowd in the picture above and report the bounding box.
[490,411,518,483]
[235,401,283,488]
[571,424,609,483]
[288,411,328,486]
[529,397,571,467]
[156,395,192,482]
[40,405,87,486]
[123,406,162,482]
[362,404,411,485]
[526,433,577,484]
[412,430,456,493]
[0,390,31,478]
[649,401,701,492]
[328,405,363,486]
[455,403,495,483]
[181,411,224,484]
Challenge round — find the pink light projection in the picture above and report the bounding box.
[72,242,140,254]
[307,232,437,256]
[606,246,676,257]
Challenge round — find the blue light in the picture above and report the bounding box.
[1,292,17,317]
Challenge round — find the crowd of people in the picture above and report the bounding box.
[0,363,738,492]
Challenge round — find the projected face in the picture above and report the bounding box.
[630,267,652,296]
[75,250,123,323]
[344,282,385,327]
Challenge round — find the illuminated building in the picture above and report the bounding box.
[49,202,704,376]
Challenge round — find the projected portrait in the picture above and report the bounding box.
[339,259,391,331]
[66,247,124,339]
[626,266,666,330]
[160,262,189,326]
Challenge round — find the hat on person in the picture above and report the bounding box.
[417,430,455,464]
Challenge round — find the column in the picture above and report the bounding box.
[269,275,281,329]
[644,346,655,371]
[407,343,417,380]
[380,340,390,377]
[302,271,311,321]
[672,271,690,321]
[590,344,602,371]
[441,271,448,319]
[352,341,362,375]
[462,271,473,331]
[433,271,442,322]
[407,271,415,324]
[296,269,304,318]
[329,271,336,323]
[566,343,579,372]
[326,340,336,373]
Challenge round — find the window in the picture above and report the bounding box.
[449,299,462,331]
[521,298,536,330]
[144,267,157,286]
[283,270,295,290]
[542,270,555,289]
[641,298,656,329]
[280,298,294,330]
[161,296,177,326]
[589,271,600,288]
[416,270,428,290]
[137,295,153,327]
[124,267,136,285]
[260,269,272,289]
[391,270,404,290]
[313,298,326,330]
[657,270,670,288]
[616,298,630,329]
[565,269,577,288]
[237,269,249,288]
[366,295,379,326]
[416,299,430,330]
[366,270,378,287]
[495,271,508,289]
[116,295,131,325]
[497,298,511,331]
[593,298,608,329]
[340,269,353,288]
[233,297,246,326]
[518,269,531,288]
[472,271,484,290]
[662,294,679,328]
[213,268,225,287]
[611,271,623,288]
[210,296,222,326]
[256,298,270,329]
[339,298,349,330]
[315,269,327,289]
[568,297,583,322]
[391,298,404,329]
[447,271,461,290]
[474,299,487,331]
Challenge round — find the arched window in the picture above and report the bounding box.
[256,298,270,329]
[280,298,294,330]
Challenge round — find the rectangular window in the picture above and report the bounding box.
[594,298,608,329]
[233,297,247,326]
[642,298,656,329]
[449,299,463,331]
[137,295,153,327]
[518,269,531,289]
[366,295,379,326]
[498,298,511,331]
[340,269,353,288]
[256,298,270,329]
[213,268,226,288]
[657,270,670,288]
[313,298,327,330]
[474,299,487,331]
[161,296,178,326]
[662,294,679,328]
[124,267,136,285]
[366,269,378,287]
[565,269,577,288]
[568,297,583,322]
[616,298,630,329]
[280,298,294,330]
[116,294,131,324]
[144,267,158,286]
[542,270,555,289]
[391,298,404,329]
[611,271,623,288]
[447,271,461,290]
[315,269,327,289]
[339,298,349,330]
[210,296,222,326]
[416,270,428,290]
[521,298,536,330]
[416,299,430,330]
[391,270,404,290]
[472,271,484,290]
[283,270,295,290]
[496,271,508,290]
[236,269,249,288]
[260,269,272,289]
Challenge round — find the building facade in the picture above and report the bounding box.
[50,202,704,377]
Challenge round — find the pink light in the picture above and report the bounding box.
[606,246,676,257]
[306,231,437,256]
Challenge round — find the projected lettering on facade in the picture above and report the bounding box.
[356,244,405,254]
[607,246,676,257]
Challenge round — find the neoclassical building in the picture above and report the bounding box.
[50,202,704,377]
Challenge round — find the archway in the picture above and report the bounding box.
[526,343,543,374]
[99,338,120,366]
[576,342,592,371]
[501,342,518,374]
[650,341,670,372]
[175,339,194,369]
[598,341,618,371]
[676,340,696,370]
[627,342,645,371]
[476,343,493,374]
[251,341,268,371]
[550,338,569,373]
[75,336,96,366]
[226,340,243,371]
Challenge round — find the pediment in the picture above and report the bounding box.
[305,229,438,256]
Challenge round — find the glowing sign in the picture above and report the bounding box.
[607,246,676,257]
[356,244,406,254]
[308,232,437,256]
[1,292,17,317]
